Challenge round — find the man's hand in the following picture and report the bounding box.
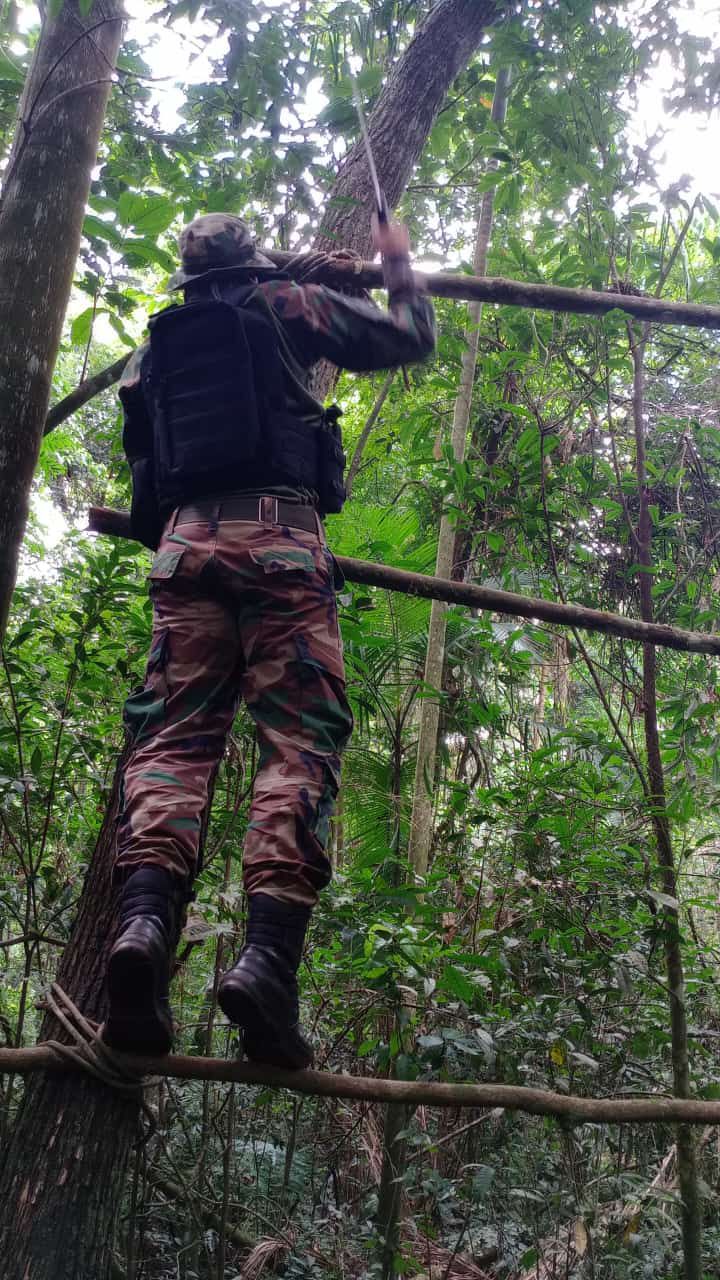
[371,214,410,257]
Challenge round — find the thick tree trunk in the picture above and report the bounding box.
[317,0,500,261]
[0,0,124,637]
[0,752,140,1280]
[312,0,501,401]
[408,68,510,877]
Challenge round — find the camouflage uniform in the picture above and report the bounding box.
[116,214,435,908]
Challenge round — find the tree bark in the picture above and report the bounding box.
[0,0,124,637]
[315,0,502,262]
[376,1102,413,1280]
[408,67,511,877]
[0,752,140,1280]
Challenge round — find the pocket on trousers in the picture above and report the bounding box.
[123,628,170,744]
[248,547,316,576]
[123,685,167,745]
[323,548,345,592]
[148,545,186,581]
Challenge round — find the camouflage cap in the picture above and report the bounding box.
[167,213,277,291]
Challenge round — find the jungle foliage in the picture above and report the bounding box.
[2,0,720,1277]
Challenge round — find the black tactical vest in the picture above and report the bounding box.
[141,294,346,515]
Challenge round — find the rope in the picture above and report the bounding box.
[38,983,158,1097]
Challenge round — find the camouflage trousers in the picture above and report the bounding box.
[115,505,353,907]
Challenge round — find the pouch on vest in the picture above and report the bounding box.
[146,300,279,500]
[317,405,346,514]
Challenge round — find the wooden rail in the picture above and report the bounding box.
[2,1044,719,1124]
[88,506,720,656]
[43,252,720,438]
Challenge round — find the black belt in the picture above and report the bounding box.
[175,496,320,534]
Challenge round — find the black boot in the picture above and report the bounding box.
[103,867,184,1056]
[218,895,313,1070]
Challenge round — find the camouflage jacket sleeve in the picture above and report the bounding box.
[259,256,436,372]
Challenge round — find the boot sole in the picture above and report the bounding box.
[217,975,313,1071]
[104,943,173,1056]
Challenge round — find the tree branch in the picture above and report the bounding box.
[265,251,720,328]
[345,370,395,497]
[42,256,720,437]
[88,506,720,656]
[4,1045,720,1123]
[44,352,131,436]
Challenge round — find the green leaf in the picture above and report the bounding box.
[107,312,135,347]
[439,965,478,1005]
[645,889,680,912]
[123,238,177,274]
[118,193,177,237]
[82,214,122,248]
[417,1034,444,1053]
[0,48,24,83]
[70,306,103,347]
[516,426,539,455]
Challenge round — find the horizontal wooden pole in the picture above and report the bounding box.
[88,505,720,656]
[43,253,720,438]
[44,353,130,436]
[266,250,720,330]
[1,1043,718,1125]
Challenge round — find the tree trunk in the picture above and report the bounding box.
[376,1101,413,1280]
[630,322,702,1280]
[408,67,511,878]
[0,0,124,637]
[317,0,501,261]
[312,0,501,402]
[531,662,549,752]
[0,751,141,1280]
[0,4,502,1277]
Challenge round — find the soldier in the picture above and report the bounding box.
[104,212,435,1068]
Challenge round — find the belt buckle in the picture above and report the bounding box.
[259,495,279,528]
